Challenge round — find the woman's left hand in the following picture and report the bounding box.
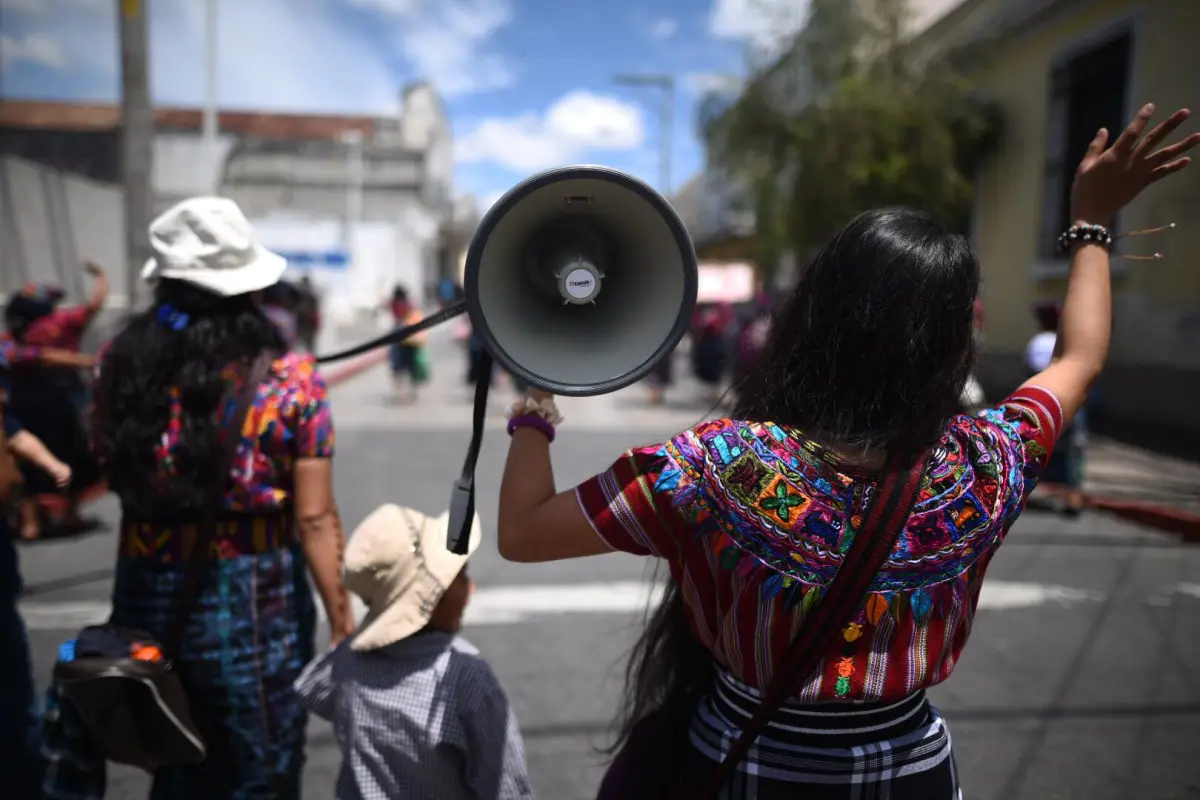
[526,388,554,402]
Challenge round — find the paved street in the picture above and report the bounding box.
[15,329,1200,799]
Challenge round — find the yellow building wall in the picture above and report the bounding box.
[929,0,1200,435]
[967,0,1199,361]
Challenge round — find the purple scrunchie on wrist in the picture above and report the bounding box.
[507,413,556,442]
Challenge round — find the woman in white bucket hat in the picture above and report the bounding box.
[41,197,354,799]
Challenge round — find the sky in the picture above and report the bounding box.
[0,0,813,209]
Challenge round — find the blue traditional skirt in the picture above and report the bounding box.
[42,514,309,800]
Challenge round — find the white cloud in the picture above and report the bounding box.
[708,0,808,55]
[348,0,515,97]
[649,17,678,41]
[0,32,69,70]
[456,91,646,173]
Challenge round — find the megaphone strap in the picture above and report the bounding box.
[446,350,492,556]
[314,301,467,364]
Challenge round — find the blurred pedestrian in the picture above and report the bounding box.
[3,266,107,538]
[262,281,299,348]
[295,275,321,353]
[491,105,1197,798]
[1026,301,1087,515]
[296,504,533,799]
[691,302,734,403]
[732,291,774,387]
[41,197,355,799]
[388,285,428,404]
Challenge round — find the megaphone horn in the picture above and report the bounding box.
[464,166,699,397]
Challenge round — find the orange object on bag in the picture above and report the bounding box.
[131,643,164,662]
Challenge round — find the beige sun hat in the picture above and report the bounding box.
[344,504,482,652]
[141,197,288,297]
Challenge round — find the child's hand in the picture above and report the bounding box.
[48,460,71,489]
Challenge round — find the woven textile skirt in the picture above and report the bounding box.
[41,543,308,800]
[682,671,961,799]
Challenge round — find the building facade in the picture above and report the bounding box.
[919,0,1200,439]
[0,83,469,329]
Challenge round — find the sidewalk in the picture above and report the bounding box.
[1079,437,1200,540]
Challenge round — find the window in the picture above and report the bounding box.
[1041,28,1132,258]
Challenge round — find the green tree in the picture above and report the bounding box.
[701,0,1000,276]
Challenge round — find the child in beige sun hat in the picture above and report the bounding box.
[294,504,533,799]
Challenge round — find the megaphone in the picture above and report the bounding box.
[463,165,698,396]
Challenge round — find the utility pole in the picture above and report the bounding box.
[119,0,154,308]
[614,74,675,196]
[202,0,219,184]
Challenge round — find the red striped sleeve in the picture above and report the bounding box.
[575,443,686,560]
[995,384,1064,478]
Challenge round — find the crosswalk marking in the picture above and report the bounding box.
[18,579,1102,632]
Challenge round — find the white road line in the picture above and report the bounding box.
[17,579,1101,632]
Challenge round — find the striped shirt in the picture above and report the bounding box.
[295,630,534,800]
[577,387,1062,703]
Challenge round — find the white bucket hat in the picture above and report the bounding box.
[344,504,482,652]
[141,197,288,297]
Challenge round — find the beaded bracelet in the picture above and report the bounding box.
[1056,222,1113,254]
[507,413,556,442]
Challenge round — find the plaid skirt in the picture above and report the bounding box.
[42,535,310,800]
[683,671,961,799]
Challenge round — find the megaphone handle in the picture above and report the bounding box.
[447,351,493,555]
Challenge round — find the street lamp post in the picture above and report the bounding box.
[613,74,675,197]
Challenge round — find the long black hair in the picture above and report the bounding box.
[94,278,286,519]
[609,207,980,752]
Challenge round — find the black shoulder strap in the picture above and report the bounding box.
[447,350,492,555]
[689,449,931,798]
[162,352,275,658]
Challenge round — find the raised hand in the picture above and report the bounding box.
[82,259,105,277]
[1070,104,1199,226]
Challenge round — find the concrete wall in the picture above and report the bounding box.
[1,155,131,307]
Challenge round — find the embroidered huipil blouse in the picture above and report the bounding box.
[92,351,335,513]
[577,386,1061,703]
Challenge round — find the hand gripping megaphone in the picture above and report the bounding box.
[316,166,698,553]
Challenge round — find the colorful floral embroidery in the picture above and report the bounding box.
[95,352,334,513]
[578,389,1061,702]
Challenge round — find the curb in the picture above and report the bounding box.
[324,349,388,387]
[1086,496,1200,542]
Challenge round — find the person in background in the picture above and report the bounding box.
[295,275,321,353]
[491,105,1196,797]
[1026,301,1087,516]
[41,197,355,799]
[388,285,428,404]
[690,302,734,405]
[732,291,774,389]
[0,393,44,798]
[4,267,106,538]
[262,281,300,348]
[296,504,533,800]
[0,330,95,540]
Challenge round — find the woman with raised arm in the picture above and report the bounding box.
[40,198,355,799]
[493,105,1197,798]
